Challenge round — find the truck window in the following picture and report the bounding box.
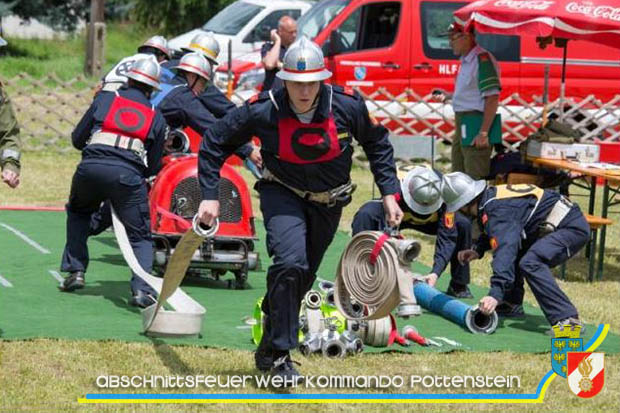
[202,2,264,36]
[298,0,350,40]
[420,1,520,62]
[329,2,401,54]
[243,9,303,43]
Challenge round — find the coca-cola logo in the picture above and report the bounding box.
[494,0,555,10]
[566,2,620,21]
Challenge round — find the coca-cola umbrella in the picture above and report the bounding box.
[454,0,620,120]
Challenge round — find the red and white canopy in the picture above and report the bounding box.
[454,0,620,48]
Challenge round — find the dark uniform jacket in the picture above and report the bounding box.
[71,86,168,178]
[157,75,252,158]
[473,185,564,300]
[199,84,399,200]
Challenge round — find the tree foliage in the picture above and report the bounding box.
[0,0,88,32]
[133,0,235,37]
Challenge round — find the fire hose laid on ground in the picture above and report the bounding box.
[112,210,217,336]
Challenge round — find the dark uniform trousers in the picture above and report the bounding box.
[351,200,471,288]
[503,206,589,324]
[258,182,342,350]
[61,161,156,296]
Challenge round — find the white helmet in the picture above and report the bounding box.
[276,36,332,82]
[126,56,161,90]
[183,32,220,65]
[138,35,170,59]
[441,172,486,213]
[401,166,443,215]
[173,52,212,81]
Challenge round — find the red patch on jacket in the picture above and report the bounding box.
[444,212,455,229]
[490,237,498,250]
[248,94,259,104]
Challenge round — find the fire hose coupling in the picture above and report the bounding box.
[166,128,191,154]
[335,231,422,320]
[304,290,323,310]
[299,317,363,358]
[465,305,499,335]
[393,238,422,264]
[192,215,219,238]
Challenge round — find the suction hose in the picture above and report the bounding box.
[413,282,498,334]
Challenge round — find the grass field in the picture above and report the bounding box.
[0,23,151,84]
[0,152,618,411]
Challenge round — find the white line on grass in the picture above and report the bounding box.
[0,222,50,254]
[0,275,13,287]
[48,270,65,283]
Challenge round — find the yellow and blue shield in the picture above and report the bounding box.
[552,337,583,378]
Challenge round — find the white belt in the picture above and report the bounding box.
[540,196,574,234]
[89,131,147,165]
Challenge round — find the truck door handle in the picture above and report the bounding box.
[382,62,400,69]
[414,62,433,70]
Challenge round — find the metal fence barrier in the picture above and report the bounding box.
[4,73,620,154]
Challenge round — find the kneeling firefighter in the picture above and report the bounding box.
[441,172,588,332]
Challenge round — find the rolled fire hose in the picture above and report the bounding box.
[334,231,421,321]
[112,209,217,336]
[413,282,499,334]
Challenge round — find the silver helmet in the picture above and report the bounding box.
[276,36,332,82]
[401,166,443,215]
[126,56,161,90]
[138,35,171,59]
[441,172,486,213]
[183,32,220,65]
[173,52,212,81]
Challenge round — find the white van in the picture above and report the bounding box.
[167,0,313,64]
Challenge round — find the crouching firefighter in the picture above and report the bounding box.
[441,172,589,332]
[197,36,402,384]
[352,166,473,298]
[161,33,235,119]
[60,57,169,308]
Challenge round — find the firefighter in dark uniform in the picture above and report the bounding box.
[89,52,259,236]
[0,36,21,189]
[155,52,258,161]
[60,58,168,308]
[162,33,235,119]
[197,36,402,383]
[441,172,588,332]
[352,166,473,298]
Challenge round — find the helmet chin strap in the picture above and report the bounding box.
[187,73,200,95]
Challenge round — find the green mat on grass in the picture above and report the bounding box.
[0,210,617,353]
